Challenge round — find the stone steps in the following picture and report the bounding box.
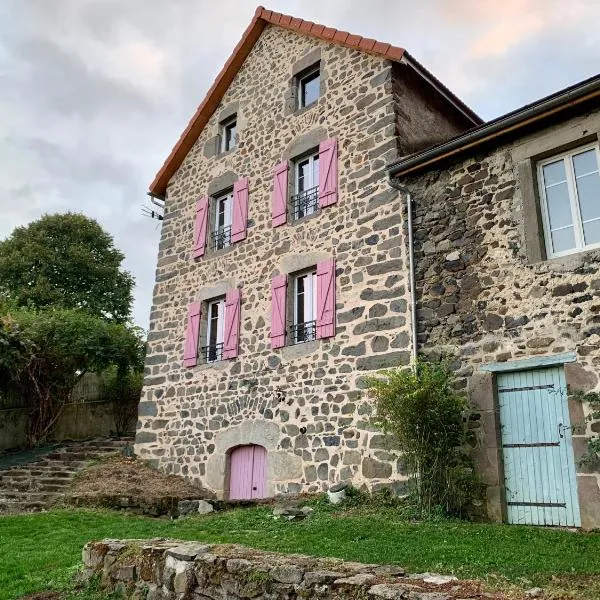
[0,437,133,514]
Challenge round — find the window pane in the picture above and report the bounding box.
[583,219,600,246]
[296,276,305,324]
[545,182,573,230]
[543,160,567,186]
[298,160,309,192]
[551,227,576,253]
[301,72,320,106]
[209,304,219,346]
[217,200,226,228]
[576,172,600,223]
[225,195,233,227]
[228,123,237,149]
[304,273,313,323]
[313,155,319,189]
[573,149,598,177]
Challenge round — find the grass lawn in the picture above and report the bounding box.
[1,505,600,599]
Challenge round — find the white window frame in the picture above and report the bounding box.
[292,151,319,220]
[220,115,237,153]
[213,191,233,250]
[297,66,320,109]
[206,297,225,362]
[294,151,320,195]
[292,270,317,344]
[538,143,600,258]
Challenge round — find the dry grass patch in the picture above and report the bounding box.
[70,456,212,500]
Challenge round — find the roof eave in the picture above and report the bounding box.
[149,9,267,198]
[388,74,600,179]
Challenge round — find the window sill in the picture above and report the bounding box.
[216,147,237,159]
[195,359,231,372]
[205,243,237,259]
[289,209,320,226]
[281,339,319,361]
[530,247,600,271]
[291,99,320,118]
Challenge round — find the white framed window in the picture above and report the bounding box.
[298,66,320,109]
[221,116,237,152]
[538,144,600,258]
[292,270,317,344]
[212,191,233,250]
[204,298,225,362]
[292,151,319,220]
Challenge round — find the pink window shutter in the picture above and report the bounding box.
[318,138,338,207]
[272,162,288,227]
[270,274,287,349]
[316,258,336,339]
[193,197,209,258]
[232,177,249,243]
[223,288,241,359]
[183,301,201,367]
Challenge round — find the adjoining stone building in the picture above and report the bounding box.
[389,75,600,529]
[135,7,480,500]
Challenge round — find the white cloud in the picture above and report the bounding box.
[1,0,598,326]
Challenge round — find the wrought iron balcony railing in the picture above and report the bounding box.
[212,226,232,251]
[289,320,316,344]
[291,186,319,220]
[201,342,224,363]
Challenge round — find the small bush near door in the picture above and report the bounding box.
[365,359,480,518]
[573,390,600,469]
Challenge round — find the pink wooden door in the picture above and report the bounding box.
[229,445,267,500]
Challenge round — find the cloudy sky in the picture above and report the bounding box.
[1,0,599,327]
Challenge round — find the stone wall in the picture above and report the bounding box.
[401,108,600,527]
[136,24,469,498]
[0,408,28,451]
[82,538,501,600]
[0,400,133,452]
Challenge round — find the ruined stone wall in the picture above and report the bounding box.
[138,25,421,498]
[82,538,498,600]
[403,109,600,527]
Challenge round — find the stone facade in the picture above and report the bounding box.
[135,24,472,499]
[400,107,600,528]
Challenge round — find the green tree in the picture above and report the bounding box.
[2,308,144,445]
[0,213,134,322]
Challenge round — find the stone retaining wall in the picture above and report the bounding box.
[0,400,132,452]
[82,538,507,600]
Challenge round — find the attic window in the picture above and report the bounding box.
[298,65,320,109]
[221,115,237,153]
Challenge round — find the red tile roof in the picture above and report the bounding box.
[149,6,480,198]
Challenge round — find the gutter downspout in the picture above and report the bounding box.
[147,192,166,208]
[389,178,417,372]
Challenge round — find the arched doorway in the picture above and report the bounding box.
[228,444,267,500]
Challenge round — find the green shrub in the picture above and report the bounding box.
[573,390,600,468]
[365,359,479,517]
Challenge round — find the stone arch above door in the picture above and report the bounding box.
[215,420,279,453]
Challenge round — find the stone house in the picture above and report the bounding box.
[389,74,600,529]
[135,7,480,500]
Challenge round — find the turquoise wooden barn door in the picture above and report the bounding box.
[497,366,580,527]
